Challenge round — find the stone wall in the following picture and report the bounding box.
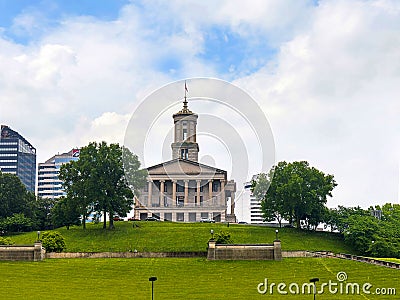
[46,251,206,259]
[207,240,282,260]
[0,242,45,261]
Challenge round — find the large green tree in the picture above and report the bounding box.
[59,142,145,230]
[0,172,32,219]
[254,161,337,229]
[51,197,81,230]
[252,172,285,227]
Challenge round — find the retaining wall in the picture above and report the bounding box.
[207,240,282,260]
[46,251,206,259]
[0,242,45,261]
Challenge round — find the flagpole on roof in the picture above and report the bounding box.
[183,80,188,110]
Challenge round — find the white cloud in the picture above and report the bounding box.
[0,0,399,208]
[235,0,400,207]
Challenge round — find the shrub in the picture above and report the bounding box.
[215,230,233,244]
[41,231,66,253]
[0,236,14,245]
[0,213,33,233]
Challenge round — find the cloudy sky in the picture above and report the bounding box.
[0,0,399,208]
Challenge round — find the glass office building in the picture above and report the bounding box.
[37,149,80,199]
[0,125,37,192]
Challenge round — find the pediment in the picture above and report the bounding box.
[146,159,226,176]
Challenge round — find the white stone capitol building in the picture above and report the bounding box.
[134,95,236,223]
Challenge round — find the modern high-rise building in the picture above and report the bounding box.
[37,149,80,199]
[134,93,237,222]
[0,125,36,192]
[235,176,265,224]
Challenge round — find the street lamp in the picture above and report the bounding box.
[275,229,279,240]
[210,229,214,240]
[149,276,157,300]
[309,278,319,300]
[37,231,41,242]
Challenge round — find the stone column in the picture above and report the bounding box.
[220,179,225,207]
[172,180,176,206]
[207,239,216,260]
[34,242,44,261]
[147,180,153,208]
[208,180,213,203]
[274,240,282,261]
[184,180,189,206]
[196,180,201,206]
[160,180,165,207]
[230,190,236,215]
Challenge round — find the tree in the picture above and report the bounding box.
[122,146,147,197]
[0,213,33,233]
[0,172,32,219]
[30,197,56,230]
[252,173,284,227]
[256,161,337,229]
[59,144,98,229]
[325,206,368,233]
[334,204,400,258]
[51,197,81,230]
[59,142,145,230]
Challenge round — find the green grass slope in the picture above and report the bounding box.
[8,221,354,253]
[0,258,398,299]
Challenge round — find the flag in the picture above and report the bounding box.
[185,81,188,93]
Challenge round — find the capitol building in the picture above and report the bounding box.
[134,95,236,223]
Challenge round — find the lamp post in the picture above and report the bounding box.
[309,278,319,300]
[275,229,279,240]
[37,231,41,242]
[149,276,157,300]
[210,229,214,240]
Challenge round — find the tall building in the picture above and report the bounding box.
[235,176,265,224]
[134,93,237,222]
[0,125,36,192]
[37,149,80,199]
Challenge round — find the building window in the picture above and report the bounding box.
[176,181,184,192]
[183,128,188,140]
[201,212,208,219]
[164,213,172,221]
[180,149,188,159]
[177,213,184,222]
[176,196,184,206]
[164,182,168,192]
[189,213,196,222]
[213,212,221,222]
[212,181,219,192]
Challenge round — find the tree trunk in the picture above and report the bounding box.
[82,212,86,229]
[296,218,301,229]
[103,209,107,229]
[109,212,115,230]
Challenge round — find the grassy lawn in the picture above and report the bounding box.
[0,257,398,299]
[8,222,354,253]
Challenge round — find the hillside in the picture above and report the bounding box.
[8,221,355,254]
